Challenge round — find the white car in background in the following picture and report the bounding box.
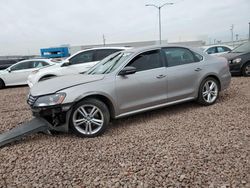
[200,45,232,56]
[0,59,55,89]
[27,47,129,88]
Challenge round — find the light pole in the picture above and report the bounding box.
[146,2,174,44]
[230,24,234,47]
[249,22,250,41]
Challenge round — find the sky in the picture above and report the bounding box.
[0,0,249,55]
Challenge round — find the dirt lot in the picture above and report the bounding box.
[0,77,249,187]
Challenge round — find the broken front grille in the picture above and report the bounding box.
[27,95,37,106]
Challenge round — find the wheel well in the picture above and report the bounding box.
[205,75,221,91]
[39,74,56,82]
[77,95,115,119]
[0,78,5,87]
[241,61,250,71]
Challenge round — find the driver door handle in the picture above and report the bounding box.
[195,68,202,72]
[156,74,166,79]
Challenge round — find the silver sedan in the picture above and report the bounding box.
[28,45,231,137]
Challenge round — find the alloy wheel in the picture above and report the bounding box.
[72,104,104,135]
[244,64,250,76]
[202,80,218,103]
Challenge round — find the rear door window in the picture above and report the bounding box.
[162,47,196,67]
[31,61,49,68]
[217,46,226,53]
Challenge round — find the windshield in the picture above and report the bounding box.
[231,42,250,53]
[88,52,132,75]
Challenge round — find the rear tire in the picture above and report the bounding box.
[242,62,250,77]
[0,79,5,89]
[70,98,110,138]
[197,77,219,106]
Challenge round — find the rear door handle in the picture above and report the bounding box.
[156,74,166,79]
[195,68,202,72]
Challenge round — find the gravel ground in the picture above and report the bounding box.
[0,77,249,188]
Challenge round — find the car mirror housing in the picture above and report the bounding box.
[62,60,71,67]
[6,68,11,73]
[119,66,137,76]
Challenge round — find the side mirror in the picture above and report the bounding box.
[62,60,71,67]
[119,66,136,76]
[6,68,11,73]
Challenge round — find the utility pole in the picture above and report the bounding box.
[102,34,106,46]
[235,34,239,41]
[249,22,250,40]
[230,24,234,47]
[146,2,174,44]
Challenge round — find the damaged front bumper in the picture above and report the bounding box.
[0,104,73,148]
[0,118,50,148]
[30,103,73,133]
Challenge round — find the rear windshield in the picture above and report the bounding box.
[231,42,250,53]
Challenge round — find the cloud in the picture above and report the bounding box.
[0,0,249,55]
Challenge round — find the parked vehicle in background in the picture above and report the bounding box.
[200,45,232,56]
[222,42,250,76]
[0,59,55,89]
[0,58,25,70]
[27,45,231,137]
[27,47,130,88]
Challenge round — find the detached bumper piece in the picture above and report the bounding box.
[0,118,50,148]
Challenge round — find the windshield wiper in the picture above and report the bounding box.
[103,55,123,74]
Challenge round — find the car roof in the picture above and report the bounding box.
[16,59,53,64]
[79,46,131,52]
[122,44,200,53]
[201,44,232,50]
[66,47,132,61]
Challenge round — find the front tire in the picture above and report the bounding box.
[242,62,250,77]
[70,98,110,138]
[197,77,219,106]
[0,79,5,89]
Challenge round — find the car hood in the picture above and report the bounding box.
[30,74,105,96]
[38,63,62,72]
[221,52,244,60]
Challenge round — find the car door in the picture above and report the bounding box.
[60,50,97,75]
[5,60,48,85]
[4,61,33,85]
[162,47,204,102]
[115,49,167,115]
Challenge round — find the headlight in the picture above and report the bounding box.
[34,93,66,107]
[232,58,241,64]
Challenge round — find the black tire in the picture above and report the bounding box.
[197,77,220,106]
[0,79,5,89]
[242,62,250,77]
[70,98,110,138]
[39,75,56,82]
